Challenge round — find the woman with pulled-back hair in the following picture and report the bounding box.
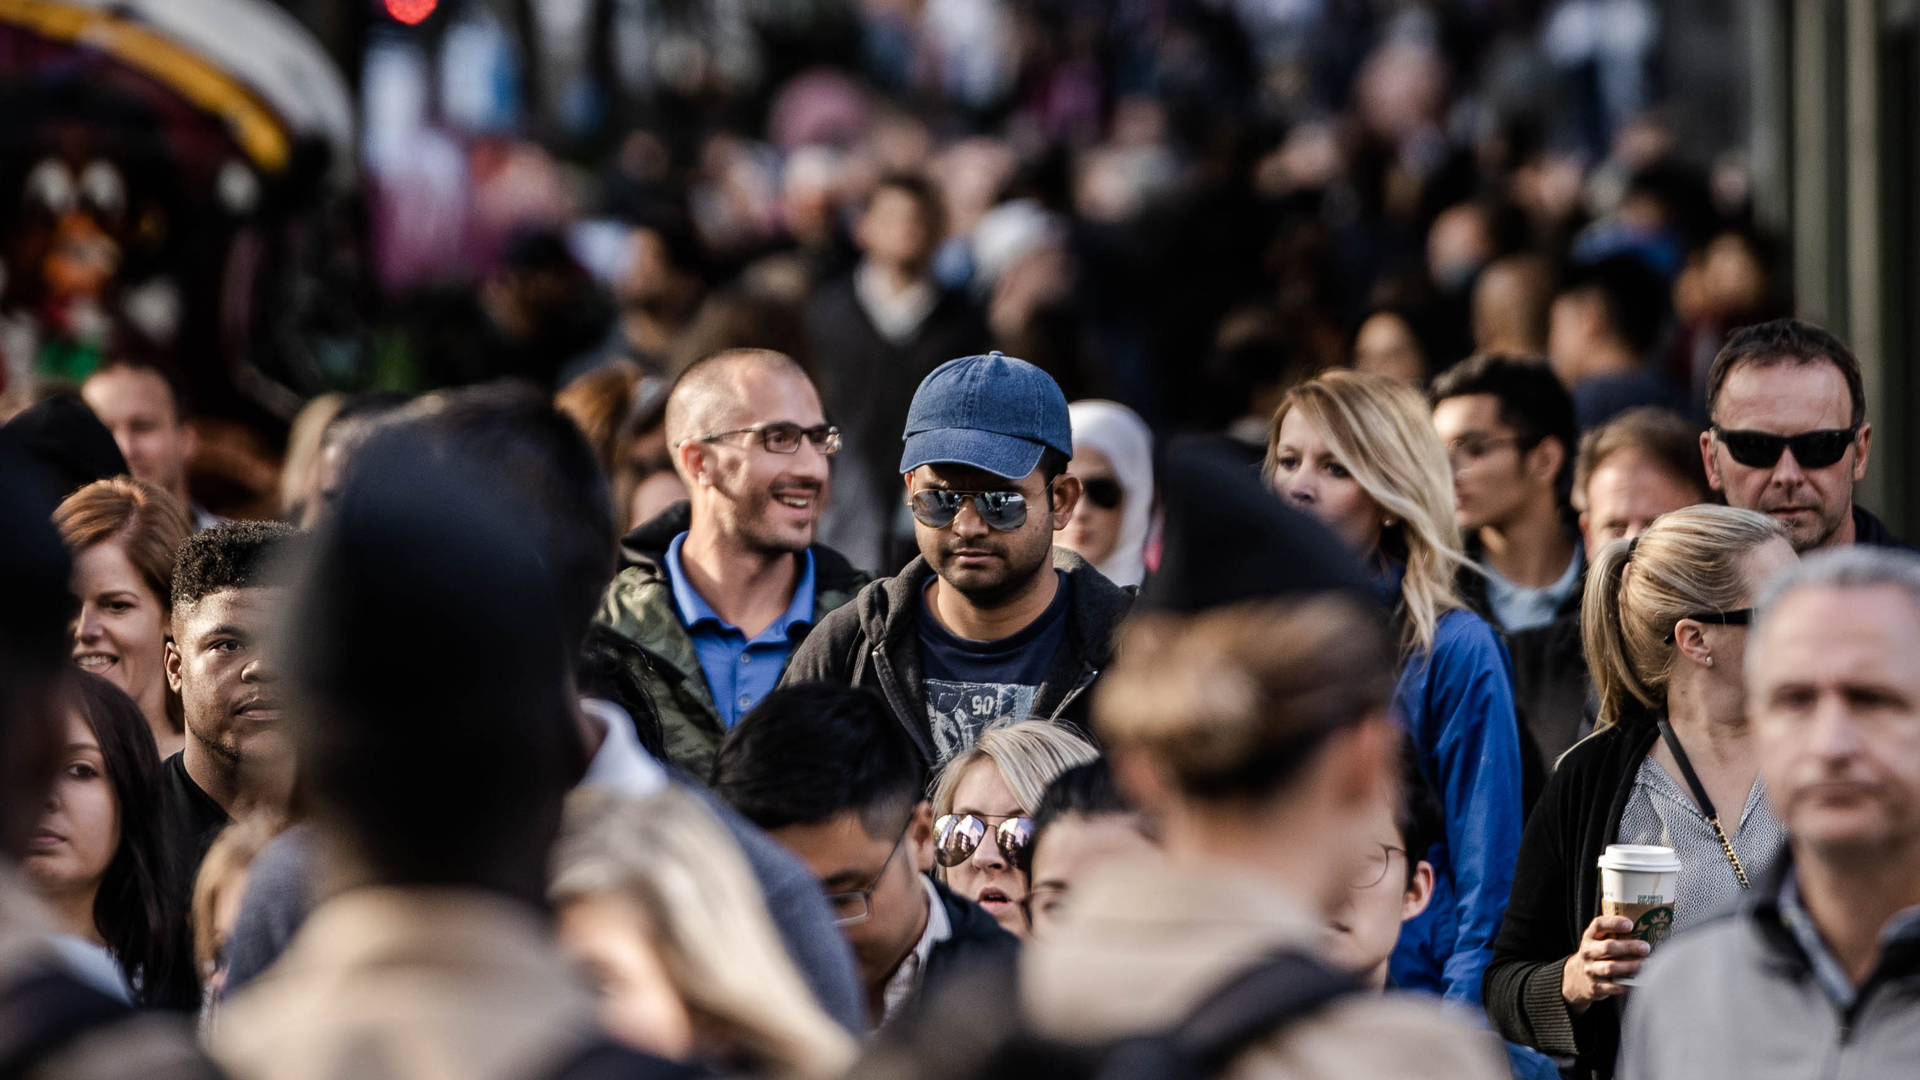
[1484,505,1796,1080]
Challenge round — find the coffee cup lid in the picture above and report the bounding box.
[1598,844,1683,872]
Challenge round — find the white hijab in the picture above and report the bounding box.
[1067,400,1154,587]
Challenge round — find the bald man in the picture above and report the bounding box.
[593,349,871,776]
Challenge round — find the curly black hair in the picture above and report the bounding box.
[170,520,300,611]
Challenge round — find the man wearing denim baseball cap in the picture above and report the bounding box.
[785,352,1133,764]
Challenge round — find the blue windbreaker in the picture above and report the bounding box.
[1379,569,1525,1008]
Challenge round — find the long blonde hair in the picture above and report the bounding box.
[551,788,855,1080]
[1583,505,1787,730]
[1263,370,1467,654]
[930,719,1101,821]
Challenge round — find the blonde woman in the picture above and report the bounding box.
[928,720,1099,938]
[1485,506,1794,1080]
[1264,370,1523,1007]
[552,787,856,1080]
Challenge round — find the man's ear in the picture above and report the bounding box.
[1402,860,1436,922]
[1853,422,1874,482]
[907,800,936,874]
[1577,510,1593,549]
[1049,474,1081,530]
[164,637,184,695]
[1526,436,1566,489]
[1699,430,1727,493]
[675,439,713,489]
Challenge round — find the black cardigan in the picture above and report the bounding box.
[1483,718,1660,1080]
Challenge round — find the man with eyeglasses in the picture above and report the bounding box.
[1430,353,1583,636]
[1700,318,1909,554]
[594,348,870,777]
[784,351,1134,765]
[711,684,1018,1028]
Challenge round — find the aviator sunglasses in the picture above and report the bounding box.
[1079,476,1123,510]
[934,812,1036,873]
[1713,427,1858,470]
[910,489,1032,531]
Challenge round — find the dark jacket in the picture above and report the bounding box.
[805,274,988,572]
[1457,547,1586,814]
[1484,718,1661,1080]
[592,502,870,778]
[1618,856,1920,1080]
[923,878,1021,999]
[1853,504,1912,550]
[782,548,1133,764]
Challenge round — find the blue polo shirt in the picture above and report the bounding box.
[664,532,816,727]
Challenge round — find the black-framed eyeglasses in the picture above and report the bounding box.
[824,825,910,927]
[1664,608,1753,643]
[1713,427,1858,470]
[910,489,1032,532]
[1444,434,1525,466]
[934,812,1036,873]
[1350,843,1407,890]
[1080,476,1123,511]
[695,422,841,456]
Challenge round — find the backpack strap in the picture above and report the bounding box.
[1171,950,1362,1072]
[0,969,133,1080]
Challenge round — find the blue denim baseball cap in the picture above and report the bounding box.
[899,352,1073,480]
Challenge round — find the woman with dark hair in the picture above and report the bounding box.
[22,671,195,1009]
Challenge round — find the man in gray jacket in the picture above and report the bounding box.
[1620,546,1920,1079]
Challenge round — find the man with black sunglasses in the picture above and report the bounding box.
[595,349,870,777]
[1701,318,1908,554]
[785,352,1134,765]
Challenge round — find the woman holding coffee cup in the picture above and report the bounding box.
[1483,505,1796,1080]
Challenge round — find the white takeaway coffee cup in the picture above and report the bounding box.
[1598,844,1681,957]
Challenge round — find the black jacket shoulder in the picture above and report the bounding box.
[924,879,1020,991]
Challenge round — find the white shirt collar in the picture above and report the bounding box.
[880,874,952,1025]
[855,261,938,346]
[577,697,668,798]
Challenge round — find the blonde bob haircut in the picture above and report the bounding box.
[1263,370,1468,655]
[1583,504,1787,731]
[551,787,856,1080]
[931,719,1100,823]
[1094,594,1397,800]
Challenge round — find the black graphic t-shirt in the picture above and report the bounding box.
[916,571,1071,763]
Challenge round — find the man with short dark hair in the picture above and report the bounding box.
[784,352,1132,764]
[595,349,869,778]
[161,520,300,892]
[1507,407,1713,774]
[1699,317,1904,552]
[1431,354,1582,635]
[1620,547,1920,1079]
[712,682,1016,1026]
[807,175,988,572]
[81,355,216,528]
[1547,255,1686,429]
[213,434,694,1080]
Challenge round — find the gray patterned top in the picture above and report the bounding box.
[1615,755,1789,932]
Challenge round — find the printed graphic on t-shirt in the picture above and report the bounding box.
[926,679,1039,763]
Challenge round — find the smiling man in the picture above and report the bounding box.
[160,520,300,901]
[784,352,1133,764]
[595,349,869,777]
[1701,318,1906,553]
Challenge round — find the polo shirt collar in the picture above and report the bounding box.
[664,531,817,641]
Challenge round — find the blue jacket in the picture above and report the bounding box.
[1384,586,1525,1008]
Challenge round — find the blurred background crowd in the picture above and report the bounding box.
[0,0,1792,545]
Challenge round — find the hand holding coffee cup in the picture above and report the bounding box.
[1561,915,1649,1013]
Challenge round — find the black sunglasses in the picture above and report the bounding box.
[1664,608,1753,643]
[1080,476,1123,510]
[696,422,841,455]
[910,489,1031,531]
[1714,427,1857,470]
[934,813,1036,873]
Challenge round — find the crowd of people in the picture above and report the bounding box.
[1,299,1919,1080]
